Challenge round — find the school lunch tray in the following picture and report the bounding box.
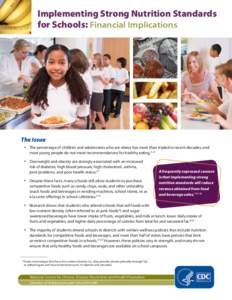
[0,96,31,114]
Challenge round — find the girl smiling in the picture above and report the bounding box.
[28,44,90,128]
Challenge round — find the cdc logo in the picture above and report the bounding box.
[196,272,211,282]
[175,266,214,288]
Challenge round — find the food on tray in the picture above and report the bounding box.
[0,96,30,110]
[32,115,76,129]
[187,112,209,121]
[191,112,202,118]
[141,49,158,66]
[191,112,209,118]
[0,111,15,123]
[133,56,164,79]
[133,63,144,78]
[133,103,177,130]
[40,116,68,125]
[144,59,164,78]
[133,38,177,79]
[133,82,177,99]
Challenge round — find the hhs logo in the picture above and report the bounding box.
[175,266,214,288]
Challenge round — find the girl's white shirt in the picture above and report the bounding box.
[91,68,107,93]
[31,82,89,118]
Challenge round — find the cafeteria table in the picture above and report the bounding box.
[181,104,220,130]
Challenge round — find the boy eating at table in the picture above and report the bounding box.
[209,62,232,129]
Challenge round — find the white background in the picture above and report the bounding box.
[0,130,231,300]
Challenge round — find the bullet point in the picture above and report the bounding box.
[24,229,26,231]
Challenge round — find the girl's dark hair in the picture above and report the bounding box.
[104,53,111,60]
[117,57,127,68]
[34,44,47,56]
[27,44,90,109]
[70,48,89,74]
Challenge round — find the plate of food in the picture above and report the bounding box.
[0,96,31,114]
[196,99,212,106]
[194,106,209,114]
[32,115,76,128]
[186,112,210,121]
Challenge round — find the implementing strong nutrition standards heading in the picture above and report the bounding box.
[38,9,217,19]
[37,9,217,29]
